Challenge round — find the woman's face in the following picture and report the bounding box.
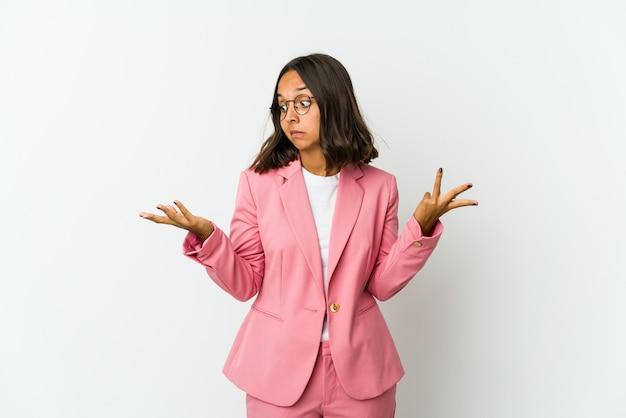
[277,70,321,156]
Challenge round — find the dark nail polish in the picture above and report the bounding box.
[438,167,443,173]
[467,184,473,188]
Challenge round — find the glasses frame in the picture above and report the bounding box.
[273,94,316,120]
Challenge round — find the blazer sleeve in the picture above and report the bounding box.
[366,174,443,301]
[182,171,265,301]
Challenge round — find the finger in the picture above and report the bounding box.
[445,183,473,201]
[447,199,479,211]
[156,204,187,225]
[139,212,178,225]
[157,203,179,216]
[432,168,443,199]
[173,200,193,219]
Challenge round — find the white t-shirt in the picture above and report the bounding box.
[302,167,339,341]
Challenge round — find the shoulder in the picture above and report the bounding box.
[358,162,393,178]
[340,163,398,201]
[348,162,396,186]
[240,160,300,187]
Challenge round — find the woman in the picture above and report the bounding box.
[140,53,477,417]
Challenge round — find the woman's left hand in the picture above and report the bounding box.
[413,168,478,236]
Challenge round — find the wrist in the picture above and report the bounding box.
[193,222,215,242]
[413,214,434,237]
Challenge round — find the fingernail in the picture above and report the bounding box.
[467,183,473,188]
[438,167,443,173]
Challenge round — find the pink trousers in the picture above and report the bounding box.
[246,341,396,418]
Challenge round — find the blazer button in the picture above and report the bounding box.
[329,303,340,313]
[412,241,422,247]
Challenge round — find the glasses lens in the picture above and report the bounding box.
[277,103,288,120]
[294,95,312,116]
[276,95,313,120]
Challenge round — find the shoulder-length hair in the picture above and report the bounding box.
[250,53,378,174]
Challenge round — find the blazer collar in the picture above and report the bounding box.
[278,159,325,295]
[277,159,366,286]
[276,158,365,180]
[276,158,302,179]
[327,163,364,281]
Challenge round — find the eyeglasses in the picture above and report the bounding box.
[274,94,315,120]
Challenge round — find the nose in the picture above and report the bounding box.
[284,102,299,122]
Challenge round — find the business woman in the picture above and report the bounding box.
[140,53,478,417]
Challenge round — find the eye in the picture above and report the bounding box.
[297,98,311,109]
[277,104,288,113]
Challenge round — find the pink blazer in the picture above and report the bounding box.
[183,159,442,407]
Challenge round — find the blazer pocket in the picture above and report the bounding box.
[356,301,378,317]
[251,304,285,323]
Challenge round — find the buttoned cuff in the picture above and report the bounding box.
[182,221,220,261]
[404,216,443,250]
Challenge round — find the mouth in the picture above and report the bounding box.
[290,130,304,138]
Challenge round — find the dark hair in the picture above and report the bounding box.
[250,53,378,173]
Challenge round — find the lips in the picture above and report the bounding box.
[290,130,304,138]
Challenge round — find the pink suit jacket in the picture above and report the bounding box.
[183,159,442,407]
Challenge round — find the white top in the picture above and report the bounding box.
[302,167,339,341]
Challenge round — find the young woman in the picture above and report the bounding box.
[140,53,477,417]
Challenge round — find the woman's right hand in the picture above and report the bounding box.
[139,200,215,242]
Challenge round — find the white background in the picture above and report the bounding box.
[1,1,625,417]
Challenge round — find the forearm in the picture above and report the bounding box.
[367,217,443,301]
[183,225,264,301]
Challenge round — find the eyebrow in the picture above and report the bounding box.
[276,86,309,98]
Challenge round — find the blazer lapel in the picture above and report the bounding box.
[277,160,325,294]
[327,164,364,282]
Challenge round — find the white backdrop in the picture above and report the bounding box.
[1,1,625,417]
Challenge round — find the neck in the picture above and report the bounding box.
[299,151,339,176]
